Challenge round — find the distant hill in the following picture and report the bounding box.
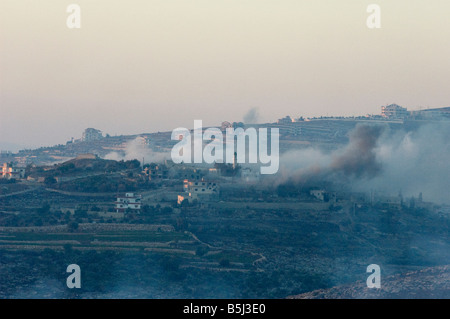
[0,119,416,166]
[288,265,450,299]
[27,156,141,179]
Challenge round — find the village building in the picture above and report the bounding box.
[1,163,25,179]
[178,179,219,204]
[115,193,142,213]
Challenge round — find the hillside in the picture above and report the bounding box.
[288,265,450,299]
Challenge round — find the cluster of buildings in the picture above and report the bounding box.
[274,105,450,125]
[408,106,450,120]
[380,104,450,120]
[119,156,261,211]
[67,128,104,145]
[309,188,430,211]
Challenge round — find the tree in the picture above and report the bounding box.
[161,257,181,272]
[37,202,51,214]
[63,243,74,254]
[180,199,190,208]
[174,217,187,231]
[74,207,88,218]
[44,176,57,186]
[68,221,79,232]
[219,258,231,267]
[161,206,173,214]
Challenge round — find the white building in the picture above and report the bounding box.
[115,193,142,213]
[381,104,408,119]
[82,128,103,142]
[410,107,450,120]
[1,163,25,179]
[310,189,326,201]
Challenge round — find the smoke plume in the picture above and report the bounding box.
[276,122,450,204]
[104,137,169,164]
[330,124,384,179]
[243,107,260,124]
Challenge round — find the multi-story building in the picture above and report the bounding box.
[142,164,169,181]
[1,163,25,179]
[115,193,142,213]
[178,179,219,204]
[410,107,450,120]
[82,128,103,142]
[381,104,408,119]
[277,116,294,125]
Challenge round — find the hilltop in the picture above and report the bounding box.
[1,118,410,167]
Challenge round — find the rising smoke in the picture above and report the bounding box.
[243,107,260,124]
[104,137,169,164]
[330,124,384,179]
[276,122,450,204]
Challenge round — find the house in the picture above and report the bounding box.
[1,163,25,179]
[142,164,169,181]
[310,189,326,201]
[180,179,219,203]
[115,193,142,213]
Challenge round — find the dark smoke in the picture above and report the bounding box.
[330,124,384,178]
[243,107,260,124]
[276,122,450,204]
[276,123,385,186]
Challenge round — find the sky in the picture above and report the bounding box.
[1,0,450,150]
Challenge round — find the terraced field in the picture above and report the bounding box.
[0,224,261,271]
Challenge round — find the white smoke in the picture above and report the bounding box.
[104,137,169,164]
[276,123,450,204]
[355,123,450,204]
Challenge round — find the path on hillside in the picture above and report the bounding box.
[0,186,41,198]
[187,230,267,270]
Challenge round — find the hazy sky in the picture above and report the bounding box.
[1,0,450,149]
